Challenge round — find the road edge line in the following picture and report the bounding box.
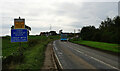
[53,41,63,70]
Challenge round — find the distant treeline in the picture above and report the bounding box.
[80,16,120,44]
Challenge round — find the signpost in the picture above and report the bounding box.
[11,29,28,42]
[11,17,28,55]
[14,18,25,29]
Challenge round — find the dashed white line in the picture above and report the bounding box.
[67,45,119,70]
[75,49,119,70]
[54,41,119,70]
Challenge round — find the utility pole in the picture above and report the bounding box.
[50,24,52,31]
[78,29,80,33]
[74,29,76,37]
[49,24,52,36]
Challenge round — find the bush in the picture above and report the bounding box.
[2,54,24,69]
[28,39,38,47]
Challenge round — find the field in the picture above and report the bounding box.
[69,38,120,53]
[2,35,60,70]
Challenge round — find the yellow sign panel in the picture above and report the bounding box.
[14,19,25,29]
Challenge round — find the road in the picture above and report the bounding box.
[53,40,119,70]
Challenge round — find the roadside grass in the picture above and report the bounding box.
[2,36,60,57]
[16,40,50,69]
[69,39,120,53]
[16,36,59,69]
[2,36,28,58]
[2,35,60,69]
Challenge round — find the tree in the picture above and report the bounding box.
[59,29,63,34]
[99,16,120,43]
[80,16,120,44]
[80,26,96,40]
[49,31,57,35]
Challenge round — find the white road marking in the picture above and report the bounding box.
[66,45,119,70]
[53,41,63,69]
[89,56,118,69]
[58,52,63,55]
[53,41,58,50]
[74,49,119,70]
[54,46,58,50]
[54,52,63,69]
[54,41,119,70]
[53,41,55,46]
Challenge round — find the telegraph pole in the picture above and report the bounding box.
[74,29,76,37]
[50,24,52,31]
[49,24,52,36]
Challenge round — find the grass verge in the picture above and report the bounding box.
[69,39,120,53]
[2,35,60,70]
[16,40,50,69]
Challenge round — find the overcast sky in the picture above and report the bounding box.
[0,0,119,36]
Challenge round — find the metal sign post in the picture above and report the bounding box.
[11,29,28,55]
[11,17,28,55]
[19,42,22,55]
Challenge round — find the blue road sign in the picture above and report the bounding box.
[11,29,28,42]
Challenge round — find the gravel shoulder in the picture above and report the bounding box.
[41,42,57,70]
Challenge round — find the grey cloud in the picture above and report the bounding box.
[26,18,42,21]
[118,1,120,16]
[68,22,83,28]
[31,27,50,35]
[0,1,118,36]
[55,2,117,20]
[54,2,117,28]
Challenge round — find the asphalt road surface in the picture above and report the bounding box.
[53,40,119,70]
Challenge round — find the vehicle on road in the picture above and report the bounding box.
[61,34,68,41]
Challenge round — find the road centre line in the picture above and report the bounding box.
[74,49,119,70]
[57,41,119,70]
[66,44,119,70]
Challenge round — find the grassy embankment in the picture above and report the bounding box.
[2,35,60,70]
[69,38,120,53]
